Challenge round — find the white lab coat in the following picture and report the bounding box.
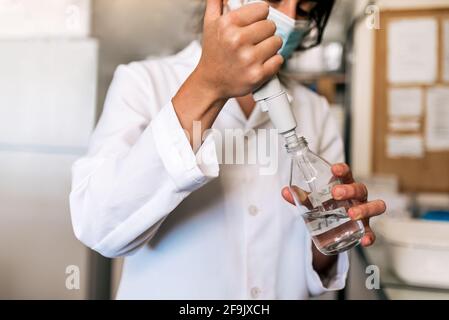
[70,40,349,300]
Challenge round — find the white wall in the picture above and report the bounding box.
[0,1,97,299]
[92,0,199,119]
[0,39,97,299]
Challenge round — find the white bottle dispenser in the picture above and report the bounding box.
[253,76,298,140]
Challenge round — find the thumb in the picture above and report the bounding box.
[282,186,313,210]
[204,0,223,22]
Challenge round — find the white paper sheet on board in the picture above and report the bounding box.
[444,21,449,82]
[387,135,424,158]
[426,87,449,151]
[388,88,423,117]
[389,120,421,132]
[388,18,437,84]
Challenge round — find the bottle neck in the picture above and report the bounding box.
[285,134,309,153]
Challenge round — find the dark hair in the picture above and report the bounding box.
[297,0,336,50]
[194,0,335,50]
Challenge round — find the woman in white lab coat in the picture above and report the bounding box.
[70,0,386,299]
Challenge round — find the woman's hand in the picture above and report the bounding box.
[282,163,387,247]
[197,0,284,100]
[172,0,284,144]
[329,163,386,246]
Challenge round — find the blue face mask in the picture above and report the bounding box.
[267,7,311,60]
[227,1,311,60]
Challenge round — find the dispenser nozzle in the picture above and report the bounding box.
[253,76,297,135]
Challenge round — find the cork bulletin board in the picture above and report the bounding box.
[373,9,449,193]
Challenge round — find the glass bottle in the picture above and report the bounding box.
[286,135,365,255]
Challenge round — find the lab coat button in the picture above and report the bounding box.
[250,287,261,299]
[248,205,259,216]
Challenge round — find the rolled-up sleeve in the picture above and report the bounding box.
[69,64,219,258]
[151,102,219,192]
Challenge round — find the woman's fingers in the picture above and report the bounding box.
[331,163,354,184]
[281,186,313,209]
[348,200,387,220]
[262,54,284,79]
[243,19,277,44]
[281,187,297,205]
[255,35,283,62]
[361,220,376,247]
[228,1,269,26]
[204,0,224,23]
[332,183,368,202]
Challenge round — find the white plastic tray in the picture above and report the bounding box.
[376,217,449,289]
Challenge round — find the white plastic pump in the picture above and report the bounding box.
[228,0,299,140]
[253,77,298,139]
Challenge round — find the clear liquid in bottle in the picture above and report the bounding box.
[286,135,364,255]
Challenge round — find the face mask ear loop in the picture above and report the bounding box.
[294,20,311,29]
